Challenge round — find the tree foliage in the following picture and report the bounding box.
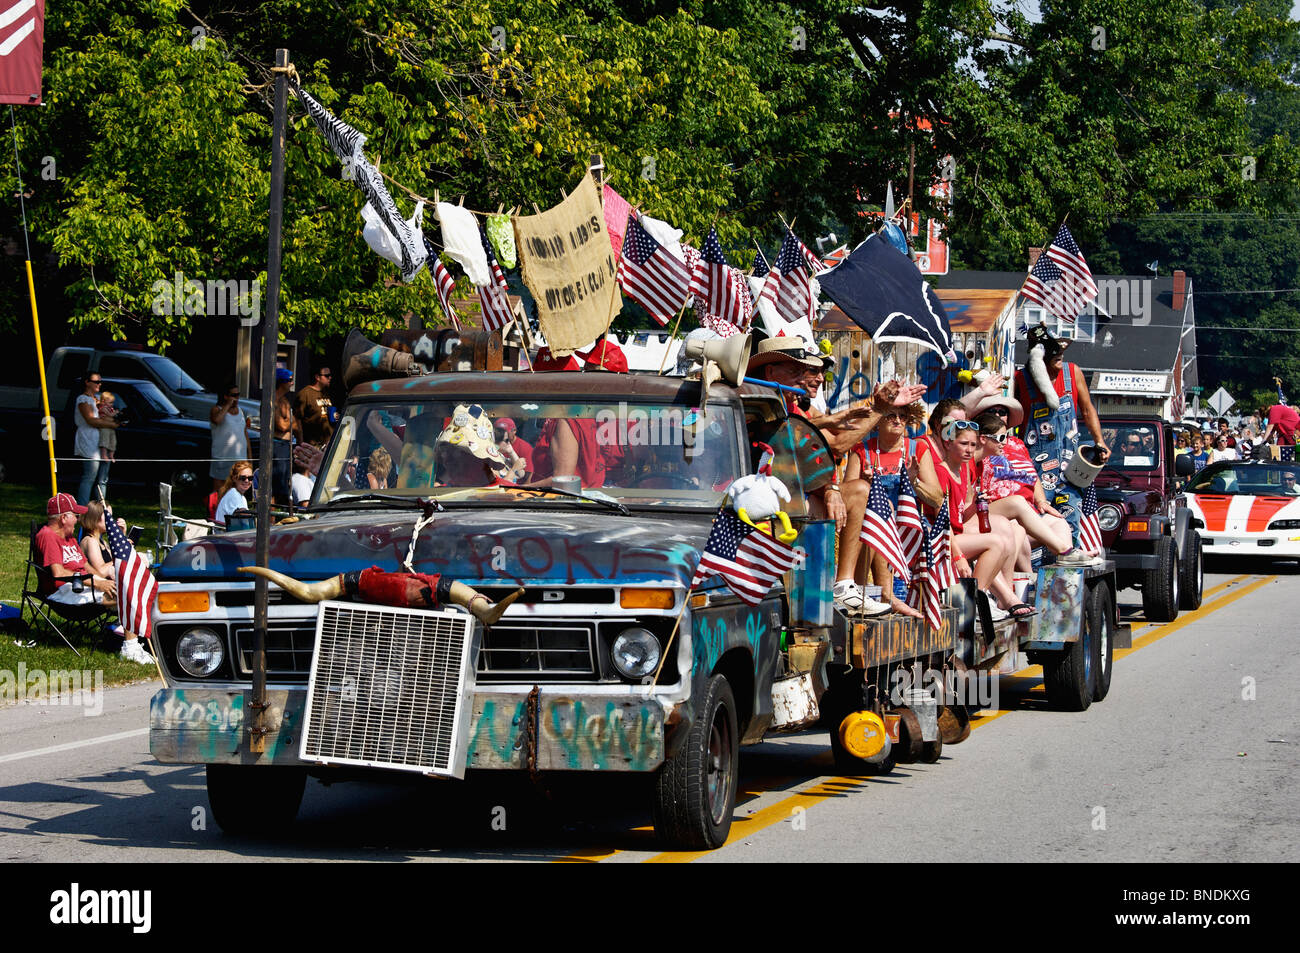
[1,0,1299,384]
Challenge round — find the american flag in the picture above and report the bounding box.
[928,496,956,591]
[896,469,925,570]
[104,510,158,641]
[752,244,771,277]
[1276,377,1288,407]
[477,225,514,333]
[1022,225,1098,322]
[860,477,910,583]
[689,227,751,329]
[424,237,461,331]
[616,213,691,326]
[1079,483,1103,554]
[690,508,799,605]
[759,230,818,324]
[908,513,945,633]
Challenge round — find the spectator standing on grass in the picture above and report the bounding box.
[210,382,251,493]
[296,364,336,448]
[74,373,116,505]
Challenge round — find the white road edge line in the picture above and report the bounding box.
[0,728,149,765]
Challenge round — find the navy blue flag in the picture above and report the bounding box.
[816,235,954,363]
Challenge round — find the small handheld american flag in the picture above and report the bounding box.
[691,509,799,605]
[1079,483,1103,554]
[104,510,158,640]
[477,225,514,333]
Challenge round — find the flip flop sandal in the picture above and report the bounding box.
[1009,603,1037,619]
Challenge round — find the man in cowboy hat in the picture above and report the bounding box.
[1013,324,1108,551]
[748,335,926,615]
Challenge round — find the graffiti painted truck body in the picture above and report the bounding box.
[149,372,861,849]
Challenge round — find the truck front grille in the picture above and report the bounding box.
[477,619,598,681]
[300,601,478,778]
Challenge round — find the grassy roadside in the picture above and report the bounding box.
[0,479,209,698]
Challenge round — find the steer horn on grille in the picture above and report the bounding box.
[238,566,522,628]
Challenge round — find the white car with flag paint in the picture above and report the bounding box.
[1184,461,1300,557]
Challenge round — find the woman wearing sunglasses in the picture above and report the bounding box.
[931,416,1025,622]
[974,412,1094,568]
[214,461,255,528]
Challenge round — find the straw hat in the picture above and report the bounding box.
[436,404,507,471]
[747,336,829,372]
[971,393,1025,428]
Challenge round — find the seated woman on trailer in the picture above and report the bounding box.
[929,414,1031,621]
[971,406,1096,567]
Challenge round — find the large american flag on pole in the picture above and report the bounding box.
[476,225,514,333]
[759,230,818,324]
[617,213,691,326]
[104,510,158,640]
[1022,225,1098,322]
[691,509,799,605]
[1079,483,1103,554]
[689,227,751,330]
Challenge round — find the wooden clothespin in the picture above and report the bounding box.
[434,189,441,206]
[532,203,541,215]
[457,195,464,207]
[496,203,504,215]
[560,187,568,200]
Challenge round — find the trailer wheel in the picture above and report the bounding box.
[919,737,943,763]
[1141,536,1180,622]
[652,674,738,850]
[1041,598,1094,712]
[206,765,306,836]
[1089,583,1115,703]
[1178,531,1203,610]
[894,709,924,764]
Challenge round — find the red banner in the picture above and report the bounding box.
[0,0,45,106]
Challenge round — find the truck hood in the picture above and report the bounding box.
[160,508,713,588]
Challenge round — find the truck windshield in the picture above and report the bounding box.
[316,398,742,509]
[1102,424,1160,469]
[143,355,205,395]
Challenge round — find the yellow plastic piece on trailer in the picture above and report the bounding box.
[839,710,890,761]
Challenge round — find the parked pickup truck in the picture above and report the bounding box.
[0,343,260,431]
[147,353,967,849]
[1095,416,1202,621]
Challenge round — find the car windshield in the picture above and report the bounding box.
[315,397,743,509]
[142,355,204,395]
[1186,462,1300,496]
[1102,424,1160,469]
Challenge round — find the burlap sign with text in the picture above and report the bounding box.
[514,174,621,355]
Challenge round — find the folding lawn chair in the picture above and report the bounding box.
[20,520,114,657]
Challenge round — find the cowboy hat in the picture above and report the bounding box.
[971,393,1025,429]
[747,336,829,372]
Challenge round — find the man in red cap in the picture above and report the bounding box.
[493,416,534,482]
[37,493,116,606]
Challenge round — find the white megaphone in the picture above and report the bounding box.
[683,333,752,386]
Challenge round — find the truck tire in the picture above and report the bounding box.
[1089,583,1115,703]
[1141,536,1180,623]
[1041,602,1094,712]
[1178,531,1203,610]
[652,674,738,850]
[206,765,306,836]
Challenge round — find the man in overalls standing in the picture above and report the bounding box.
[1013,324,1110,550]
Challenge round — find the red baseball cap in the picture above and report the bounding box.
[576,339,630,373]
[47,493,87,517]
[531,347,581,372]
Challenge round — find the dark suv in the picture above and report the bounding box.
[1094,416,1202,621]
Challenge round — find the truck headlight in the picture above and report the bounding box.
[1098,505,1122,532]
[611,627,661,681]
[176,627,225,677]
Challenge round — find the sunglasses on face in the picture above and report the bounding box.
[990,406,1010,416]
[236,474,253,482]
[88,378,102,385]
[984,432,1009,443]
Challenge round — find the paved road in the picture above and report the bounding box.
[2,564,1296,863]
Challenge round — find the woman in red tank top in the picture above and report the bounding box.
[934,417,1031,620]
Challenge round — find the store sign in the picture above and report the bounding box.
[1092,372,1167,394]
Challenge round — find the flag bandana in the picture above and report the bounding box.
[1022,225,1098,322]
[105,509,158,640]
[293,84,428,283]
[691,508,799,605]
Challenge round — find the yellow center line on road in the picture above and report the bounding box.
[554,571,1276,864]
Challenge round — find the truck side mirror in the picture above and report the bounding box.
[1174,452,1195,477]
